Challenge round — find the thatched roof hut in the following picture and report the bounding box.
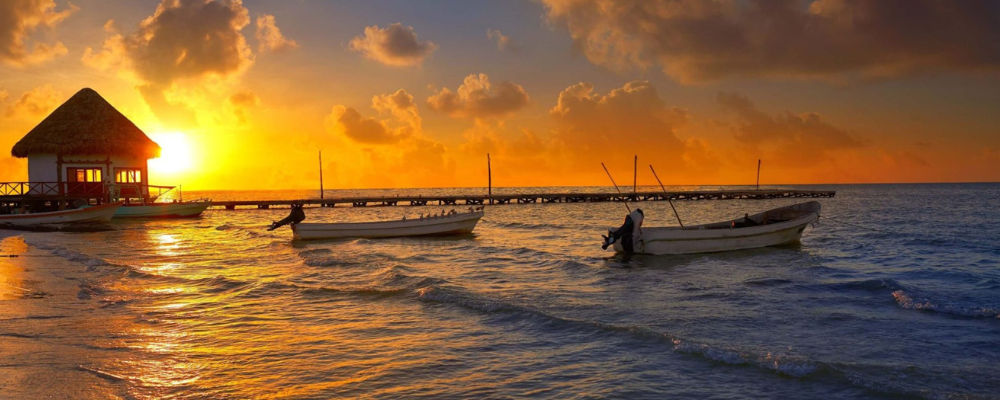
[11,88,160,159]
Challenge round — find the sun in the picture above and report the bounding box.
[148,132,195,176]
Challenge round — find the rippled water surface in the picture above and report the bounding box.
[1,184,998,399]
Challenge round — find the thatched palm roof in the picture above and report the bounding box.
[11,88,160,159]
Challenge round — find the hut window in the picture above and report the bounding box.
[68,168,102,182]
[115,168,142,183]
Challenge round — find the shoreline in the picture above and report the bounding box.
[0,235,127,399]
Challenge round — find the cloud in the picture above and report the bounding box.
[541,0,1000,83]
[0,0,76,66]
[349,23,437,67]
[4,85,60,118]
[487,29,517,52]
[255,14,297,53]
[372,89,421,135]
[325,89,423,144]
[320,89,455,187]
[549,80,687,163]
[83,0,254,123]
[327,106,400,144]
[427,73,529,119]
[717,91,863,166]
[227,89,259,123]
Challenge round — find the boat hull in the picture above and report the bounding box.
[612,201,820,255]
[292,211,484,240]
[0,203,121,227]
[114,201,210,218]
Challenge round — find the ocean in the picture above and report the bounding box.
[1,183,997,399]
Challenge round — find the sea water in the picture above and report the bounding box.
[0,183,997,399]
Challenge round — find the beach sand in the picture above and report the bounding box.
[0,234,128,399]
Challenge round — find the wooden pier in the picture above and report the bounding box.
[209,189,835,210]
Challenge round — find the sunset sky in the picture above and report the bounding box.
[1,0,998,190]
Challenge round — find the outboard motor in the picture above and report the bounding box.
[268,203,306,231]
[602,208,644,254]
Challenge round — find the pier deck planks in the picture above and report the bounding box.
[210,189,835,210]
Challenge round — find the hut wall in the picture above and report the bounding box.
[27,153,58,182]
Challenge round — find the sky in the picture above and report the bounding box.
[0,0,998,190]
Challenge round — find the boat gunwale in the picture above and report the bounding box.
[293,211,484,232]
[639,215,817,243]
[0,202,120,220]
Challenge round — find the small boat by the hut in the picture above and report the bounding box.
[114,200,210,218]
[0,203,121,228]
[291,209,484,240]
[607,201,821,255]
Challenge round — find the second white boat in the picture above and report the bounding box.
[114,200,211,218]
[292,209,484,240]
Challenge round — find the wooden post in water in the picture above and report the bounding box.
[487,153,493,205]
[319,151,324,200]
[633,154,637,194]
[756,159,761,190]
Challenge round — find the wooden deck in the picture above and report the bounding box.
[210,189,835,210]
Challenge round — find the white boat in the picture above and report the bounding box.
[292,210,484,240]
[114,200,210,218]
[0,203,121,228]
[610,201,821,255]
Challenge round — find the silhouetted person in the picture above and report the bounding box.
[268,203,306,231]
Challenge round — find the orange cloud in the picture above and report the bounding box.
[542,0,1000,83]
[83,0,255,124]
[427,73,529,119]
[349,23,437,67]
[255,14,297,53]
[4,85,60,118]
[717,91,863,167]
[320,89,455,187]
[326,89,424,144]
[0,0,75,66]
[550,81,687,161]
[487,29,516,52]
[227,89,259,123]
[327,106,403,144]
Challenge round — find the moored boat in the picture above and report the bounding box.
[0,203,121,228]
[292,209,484,240]
[114,200,210,218]
[608,201,821,255]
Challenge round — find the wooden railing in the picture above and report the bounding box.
[0,182,175,200]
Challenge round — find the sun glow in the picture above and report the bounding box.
[148,132,195,176]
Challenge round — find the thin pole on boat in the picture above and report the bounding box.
[600,162,631,213]
[756,159,761,190]
[487,153,493,205]
[649,165,684,228]
[319,151,324,200]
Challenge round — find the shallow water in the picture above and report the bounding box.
[1,183,998,399]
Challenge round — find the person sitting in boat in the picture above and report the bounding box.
[268,203,306,231]
[602,208,644,255]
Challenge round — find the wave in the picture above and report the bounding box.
[245,267,446,300]
[414,283,991,398]
[743,277,793,287]
[807,278,999,319]
[824,278,905,292]
[415,284,823,378]
[491,221,571,230]
[891,290,999,319]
